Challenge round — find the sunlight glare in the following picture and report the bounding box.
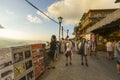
[0,29,26,39]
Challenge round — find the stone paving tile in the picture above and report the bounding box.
[39,51,120,80]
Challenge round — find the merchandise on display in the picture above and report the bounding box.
[31,44,45,80]
[0,43,45,80]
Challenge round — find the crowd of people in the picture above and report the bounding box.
[106,39,120,74]
[45,34,120,74]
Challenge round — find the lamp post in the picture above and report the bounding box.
[62,26,63,39]
[67,29,69,39]
[58,16,63,41]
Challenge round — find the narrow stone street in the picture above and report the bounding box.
[39,51,120,80]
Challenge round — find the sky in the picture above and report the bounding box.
[0,0,119,41]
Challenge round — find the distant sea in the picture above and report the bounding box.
[0,37,47,48]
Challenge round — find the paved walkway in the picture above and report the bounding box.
[39,51,120,80]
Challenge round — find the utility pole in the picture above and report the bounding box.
[62,26,64,39]
[58,16,63,41]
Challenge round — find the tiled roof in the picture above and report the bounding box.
[87,9,120,33]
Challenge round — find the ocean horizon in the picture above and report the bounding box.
[0,37,47,48]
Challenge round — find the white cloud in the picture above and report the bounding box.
[6,10,14,15]
[27,14,42,24]
[44,0,119,25]
[0,24,4,29]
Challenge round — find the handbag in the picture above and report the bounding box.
[78,42,84,55]
[65,53,68,57]
[78,49,82,55]
[65,52,69,57]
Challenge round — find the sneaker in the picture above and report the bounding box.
[51,66,56,69]
[86,63,88,67]
[81,62,84,65]
[65,63,68,66]
[47,67,51,70]
[70,62,72,65]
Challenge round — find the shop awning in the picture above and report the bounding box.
[87,9,120,33]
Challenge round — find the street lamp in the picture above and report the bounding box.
[58,16,63,41]
[62,26,63,39]
[67,29,69,39]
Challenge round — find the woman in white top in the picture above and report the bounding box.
[106,40,114,60]
[65,39,73,66]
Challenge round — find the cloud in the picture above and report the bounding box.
[44,0,118,25]
[6,10,14,15]
[0,24,4,29]
[27,14,42,24]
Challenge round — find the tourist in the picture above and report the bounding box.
[65,39,73,66]
[115,40,120,74]
[78,38,88,67]
[106,39,114,60]
[87,40,91,56]
[48,35,57,69]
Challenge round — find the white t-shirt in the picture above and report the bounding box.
[66,42,72,51]
[106,42,113,51]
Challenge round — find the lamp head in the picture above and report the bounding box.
[58,16,63,23]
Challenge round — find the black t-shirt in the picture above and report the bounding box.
[50,41,57,51]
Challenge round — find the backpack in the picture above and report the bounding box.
[78,42,85,55]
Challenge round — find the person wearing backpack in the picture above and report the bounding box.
[48,35,57,69]
[78,38,88,67]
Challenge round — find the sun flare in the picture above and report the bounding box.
[0,29,27,39]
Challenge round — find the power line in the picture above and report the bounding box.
[25,0,68,33]
[25,0,59,24]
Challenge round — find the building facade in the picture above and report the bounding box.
[81,9,117,37]
[74,8,117,40]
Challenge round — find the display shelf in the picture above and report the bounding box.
[0,48,14,80]
[24,50,31,59]
[17,75,26,80]
[26,70,35,80]
[0,43,45,80]
[25,60,33,70]
[31,43,45,80]
[14,62,26,77]
[15,67,34,80]
[0,48,13,69]
[11,45,31,64]
[11,45,34,80]
[0,65,14,80]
